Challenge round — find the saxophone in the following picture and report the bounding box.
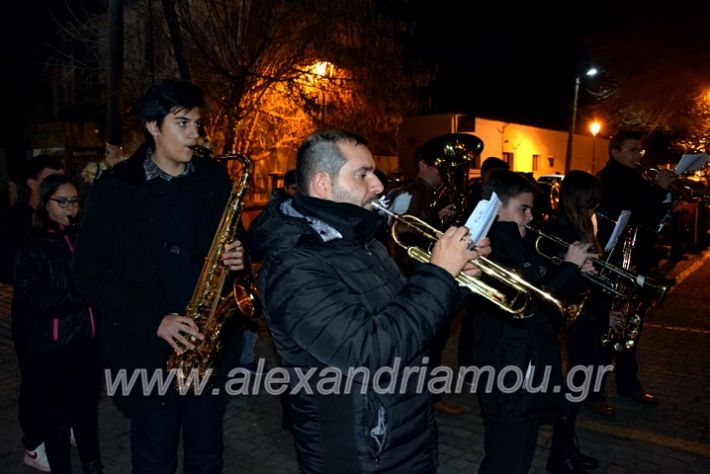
[166,145,255,391]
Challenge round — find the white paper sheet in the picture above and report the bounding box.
[464,192,502,246]
[604,209,632,253]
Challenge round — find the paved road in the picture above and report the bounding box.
[1,252,709,473]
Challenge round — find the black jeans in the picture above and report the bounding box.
[479,419,540,474]
[428,318,453,403]
[20,340,102,474]
[567,320,613,402]
[130,394,225,474]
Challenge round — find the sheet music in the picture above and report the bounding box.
[604,209,632,253]
[675,153,709,175]
[464,192,502,246]
[390,192,412,219]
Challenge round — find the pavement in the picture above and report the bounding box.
[1,251,709,473]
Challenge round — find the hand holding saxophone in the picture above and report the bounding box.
[221,239,245,271]
[157,313,205,354]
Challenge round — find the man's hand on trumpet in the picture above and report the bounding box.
[429,227,490,278]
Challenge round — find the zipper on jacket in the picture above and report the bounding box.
[52,319,59,341]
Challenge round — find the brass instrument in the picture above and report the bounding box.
[527,225,670,302]
[416,133,484,226]
[166,145,254,391]
[373,200,583,321]
[601,226,642,351]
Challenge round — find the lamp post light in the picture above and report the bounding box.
[564,67,598,173]
[590,120,601,173]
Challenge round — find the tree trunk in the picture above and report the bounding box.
[161,0,191,81]
[107,0,123,147]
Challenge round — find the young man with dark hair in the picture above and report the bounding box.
[73,80,245,473]
[0,155,64,285]
[594,130,675,408]
[251,128,489,473]
[464,170,596,474]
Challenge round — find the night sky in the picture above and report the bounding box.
[0,0,707,167]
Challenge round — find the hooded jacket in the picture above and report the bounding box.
[251,193,462,473]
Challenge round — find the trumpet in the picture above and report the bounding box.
[526,225,670,304]
[373,200,583,321]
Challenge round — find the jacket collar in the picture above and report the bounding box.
[111,143,207,187]
[290,194,383,244]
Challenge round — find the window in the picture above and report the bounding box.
[502,152,514,169]
[547,156,555,168]
[532,154,540,172]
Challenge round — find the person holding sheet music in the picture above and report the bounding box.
[539,170,610,473]
[463,170,597,474]
[596,130,675,406]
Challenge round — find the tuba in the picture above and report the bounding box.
[166,145,255,391]
[416,133,484,226]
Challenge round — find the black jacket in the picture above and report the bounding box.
[72,147,232,414]
[540,214,612,333]
[12,225,95,354]
[597,159,669,273]
[469,221,579,424]
[0,201,34,285]
[252,193,461,474]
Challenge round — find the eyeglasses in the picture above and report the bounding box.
[50,197,80,208]
[621,147,646,156]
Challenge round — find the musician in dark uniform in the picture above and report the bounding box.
[463,170,597,474]
[386,134,482,416]
[540,170,611,473]
[596,130,675,406]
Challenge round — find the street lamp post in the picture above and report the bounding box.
[590,120,601,173]
[564,67,598,173]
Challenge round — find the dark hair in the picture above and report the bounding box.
[560,170,602,251]
[139,80,205,146]
[24,154,64,181]
[296,128,368,194]
[480,156,510,180]
[284,169,297,188]
[483,169,540,204]
[32,174,78,230]
[608,130,643,155]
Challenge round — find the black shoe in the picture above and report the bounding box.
[620,388,658,405]
[546,456,589,474]
[570,443,599,470]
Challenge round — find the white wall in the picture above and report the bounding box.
[398,114,610,178]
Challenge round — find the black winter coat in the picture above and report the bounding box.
[540,214,612,333]
[469,221,580,424]
[252,194,462,474]
[12,225,95,354]
[597,159,669,273]
[72,147,232,414]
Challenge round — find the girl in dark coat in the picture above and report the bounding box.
[541,170,613,473]
[12,174,102,473]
